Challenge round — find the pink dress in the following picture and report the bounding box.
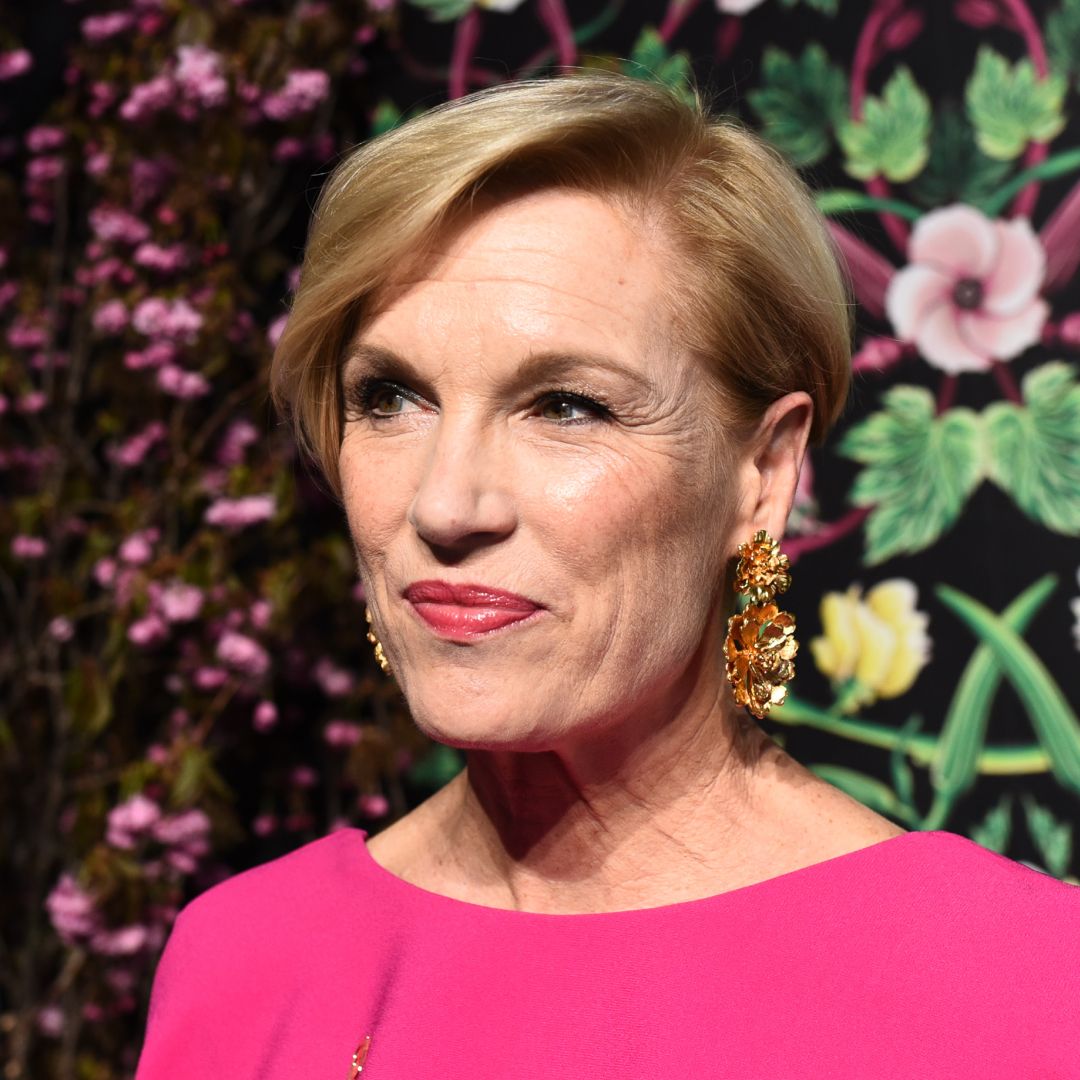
[134,827,1080,1079]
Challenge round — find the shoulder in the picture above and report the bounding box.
[895,829,1080,972]
[171,827,368,960]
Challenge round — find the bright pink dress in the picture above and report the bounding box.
[134,827,1079,1079]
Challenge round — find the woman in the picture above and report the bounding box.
[135,73,1078,1079]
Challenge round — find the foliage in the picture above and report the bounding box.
[622,28,695,105]
[838,387,982,563]
[747,44,848,167]
[965,46,1067,160]
[983,362,1080,534]
[908,105,1013,208]
[837,65,932,181]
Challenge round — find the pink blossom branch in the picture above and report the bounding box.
[449,8,484,100]
[781,506,872,565]
[991,359,1023,403]
[827,221,896,319]
[659,0,701,44]
[536,0,577,68]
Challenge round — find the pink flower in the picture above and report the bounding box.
[93,557,117,587]
[261,69,330,120]
[0,50,33,81]
[17,391,47,414]
[157,581,204,622]
[132,297,203,342]
[217,630,270,677]
[249,598,272,629]
[253,700,278,732]
[204,493,276,530]
[216,418,258,466]
[194,665,228,690]
[119,529,157,565]
[46,874,100,944]
[134,242,189,273]
[252,813,277,837]
[107,793,161,848]
[267,313,288,347]
[81,12,134,41]
[11,535,47,559]
[314,657,355,697]
[89,924,148,956]
[37,1006,64,1038]
[92,299,129,334]
[290,765,318,788]
[120,74,175,121]
[175,45,228,109]
[128,612,168,647]
[152,808,210,849]
[157,364,210,399]
[89,205,151,245]
[357,792,389,818]
[110,420,166,468]
[323,719,362,747]
[26,126,65,153]
[48,616,74,642]
[885,204,1049,374]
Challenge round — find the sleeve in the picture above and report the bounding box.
[134,908,216,1079]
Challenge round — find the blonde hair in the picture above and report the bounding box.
[271,72,853,497]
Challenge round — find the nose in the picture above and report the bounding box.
[406,416,517,553]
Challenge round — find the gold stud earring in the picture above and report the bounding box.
[723,529,797,719]
[364,606,392,676]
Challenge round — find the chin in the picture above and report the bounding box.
[405,687,565,753]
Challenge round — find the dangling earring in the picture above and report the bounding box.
[365,606,392,676]
[723,529,797,719]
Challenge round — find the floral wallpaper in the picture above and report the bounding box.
[1,0,1079,1076]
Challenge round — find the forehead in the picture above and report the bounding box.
[359,189,679,369]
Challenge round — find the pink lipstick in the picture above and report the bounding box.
[403,580,542,640]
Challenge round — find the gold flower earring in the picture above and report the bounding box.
[365,606,392,676]
[723,529,797,719]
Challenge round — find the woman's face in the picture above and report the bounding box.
[339,189,757,752]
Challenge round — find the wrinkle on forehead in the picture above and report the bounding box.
[358,189,684,384]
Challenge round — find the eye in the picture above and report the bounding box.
[535,392,609,424]
[346,377,423,419]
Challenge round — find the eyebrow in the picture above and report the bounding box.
[343,342,655,396]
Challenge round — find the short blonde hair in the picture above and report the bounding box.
[271,72,853,497]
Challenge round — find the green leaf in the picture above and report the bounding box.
[622,28,695,105]
[965,46,1067,161]
[1047,0,1080,80]
[909,105,1013,209]
[968,793,1014,854]
[934,582,1080,798]
[837,66,931,182]
[407,0,473,21]
[982,361,1080,534]
[931,575,1056,800]
[406,743,464,792]
[779,0,838,12]
[806,764,909,818]
[370,100,403,137]
[838,387,982,564]
[1020,793,1074,877]
[747,44,848,167]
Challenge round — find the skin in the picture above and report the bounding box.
[338,188,904,914]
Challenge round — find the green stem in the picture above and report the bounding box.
[771,693,1053,774]
[815,190,923,221]
[977,147,1080,217]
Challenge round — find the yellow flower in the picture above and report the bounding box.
[809,579,931,711]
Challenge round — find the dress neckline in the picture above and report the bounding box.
[352,827,950,922]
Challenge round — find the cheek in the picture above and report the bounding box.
[338,439,406,567]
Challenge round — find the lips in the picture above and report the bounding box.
[403,580,542,639]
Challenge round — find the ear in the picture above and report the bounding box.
[734,391,814,543]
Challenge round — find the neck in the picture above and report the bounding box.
[430,647,801,913]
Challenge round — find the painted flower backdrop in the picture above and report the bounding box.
[2,0,1080,1075]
